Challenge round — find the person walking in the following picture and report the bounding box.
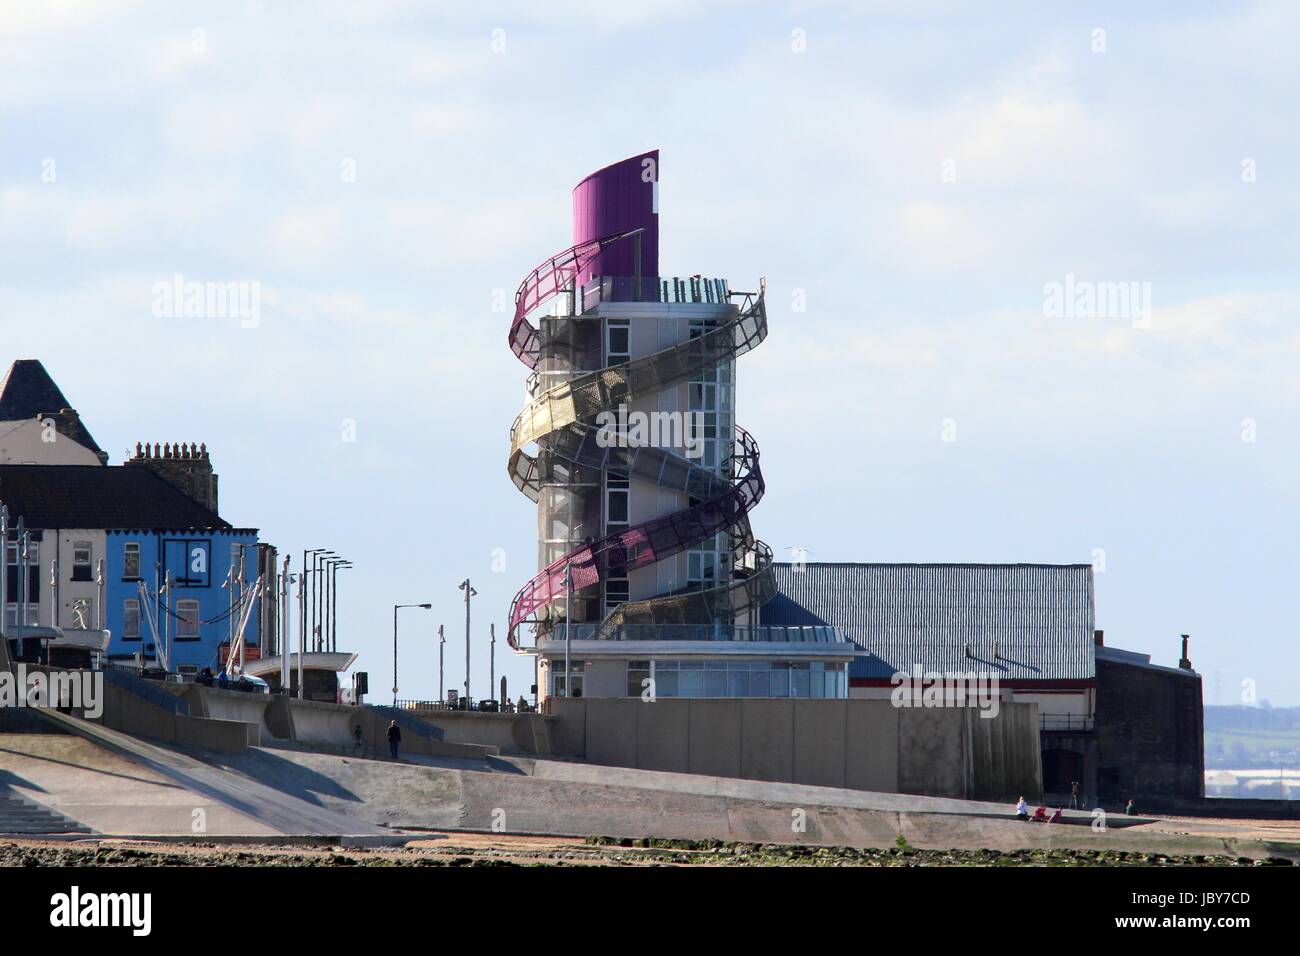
[1069,780,1080,809]
[353,723,364,754]
[386,720,401,760]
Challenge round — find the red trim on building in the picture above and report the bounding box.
[850,678,1096,691]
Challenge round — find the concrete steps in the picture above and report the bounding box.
[0,790,92,835]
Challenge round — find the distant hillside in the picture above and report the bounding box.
[1205,705,1300,770]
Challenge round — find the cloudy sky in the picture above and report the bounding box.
[2,1,1296,705]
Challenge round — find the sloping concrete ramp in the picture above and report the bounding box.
[0,731,277,837]
[28,709,397,841]
[204,747,1160,852]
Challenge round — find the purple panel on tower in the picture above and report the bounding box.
[572,149,659,282]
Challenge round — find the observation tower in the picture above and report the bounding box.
[506,151,853,702]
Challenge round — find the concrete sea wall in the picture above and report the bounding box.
[545,697,1042,801]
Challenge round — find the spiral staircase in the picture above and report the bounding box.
[506,229,775,650]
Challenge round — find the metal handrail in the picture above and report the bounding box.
[1039,714,1095,731]
[543,623,845,644]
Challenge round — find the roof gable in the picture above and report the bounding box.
[0,360,107,462]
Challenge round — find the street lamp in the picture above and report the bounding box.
[564,561,574,698]
[438,624,446,702]
[392,602,431,705]
[328,560,352,652]
[320,556,341,651]
[321,556,350,651]
[311,550,335,651]
[458,579,477,708]
[302,548,328,655]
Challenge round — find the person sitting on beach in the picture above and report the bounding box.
[1015,796,1029,820]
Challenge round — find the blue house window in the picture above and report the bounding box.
[174,599,200,640]
[122,542,141,580]
[163,539,211,588]
[123,599,140,640]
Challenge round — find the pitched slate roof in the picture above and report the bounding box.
[0,464,235,531]
[0,360,107,462]
[762,563,1096,681]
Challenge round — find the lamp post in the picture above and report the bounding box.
[312,551,335,652]
[458,579,477,707]
[437,624,445,702]
[294,573,306,698]
[564,561,573,698]
[322,555,347,650]
[328,559,352,652]
[15,518,26,650]
[0,505,7,659]
[302,548,327,656]
[280,555,291,693]
[392,603,431,705]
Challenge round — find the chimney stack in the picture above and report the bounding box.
[126,440,219,514]
[1094,629,1104,647]
[1179,634,1192,670]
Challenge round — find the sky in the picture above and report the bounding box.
[1,1,1296,705]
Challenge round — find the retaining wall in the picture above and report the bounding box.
[546,697,1042,801]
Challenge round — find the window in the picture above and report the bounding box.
[626,659,848,699]
[687,549,719,587]
[606,319,629,363]
[688,319,724,470]
[627,661,651,697]
[72,541,92,582]
[163,538,210,588]
[122,542,141,579]
[550,660,585,698]
[605,470,630,614]
[606,487,629,524]
[604,577,629,612]
[123,599,141,640]
[175,599,200,640]
[5,539,41,623]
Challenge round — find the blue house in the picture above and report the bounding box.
[0,451,261,672]
[104,526,261,672]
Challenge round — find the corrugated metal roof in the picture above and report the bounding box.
[763,563,1095,681]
